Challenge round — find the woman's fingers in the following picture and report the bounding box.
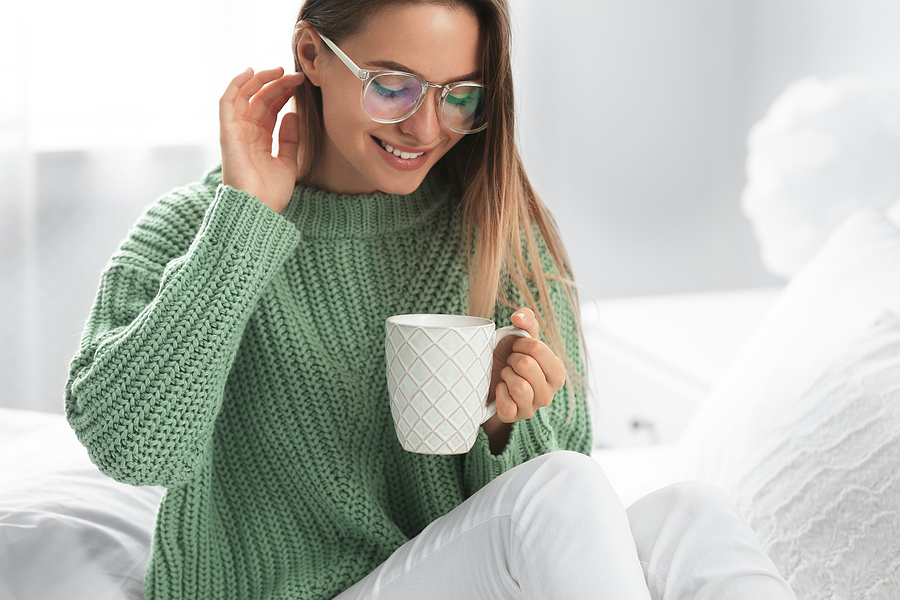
[259,85,299,135]
[492,328,567,424]
[510,338,566,392]
[494,382,519,422]
[495,362,538,422]
[219,67,255,123]
[248,72,304,129]
[237,67,287,104]
[510,308,540,339]
[507,351,546,399]
[220,67,298,125]
[277,111,301,163]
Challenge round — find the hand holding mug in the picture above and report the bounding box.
[219,67,305,213]
[490,307,567,422]
[482,308,567,450]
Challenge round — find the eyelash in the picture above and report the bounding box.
[372,81,418,100]
[446,94,472,107]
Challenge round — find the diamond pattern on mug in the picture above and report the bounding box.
[447,432,469,452]
[452,344,478,370]
[476,378,490,402]
[405,429,424,449]
[409,329,432,350]
[421,344,447,367]
[397,343,417,369]
[412,418,435,443]
[422,377,446,400]
[435,360,464,388]
[445,406,471,429]
[388,359,405,388]
[423,434,444,454]
[435,418,460,441]
[435,329,467,355]
[421,406,445,430]
[407,359,432,386]
[398,373,418,398]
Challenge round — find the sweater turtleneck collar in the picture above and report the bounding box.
[280,171,456,240]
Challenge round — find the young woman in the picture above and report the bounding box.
[65,0,796,598]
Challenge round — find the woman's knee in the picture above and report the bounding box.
[514,451,622,515]
[674,481,748,528]
[626,480,746,550]
[625,482,794,600]
[525,451,609,486]
[643,481,733,513]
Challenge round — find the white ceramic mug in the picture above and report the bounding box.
[385,314,531,454]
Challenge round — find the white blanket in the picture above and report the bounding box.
[0,409,164,600]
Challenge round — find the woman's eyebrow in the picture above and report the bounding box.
[367,59,481,82]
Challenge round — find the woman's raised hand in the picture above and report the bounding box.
[219,67,306,213]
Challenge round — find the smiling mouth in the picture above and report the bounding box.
[374,137,426,160]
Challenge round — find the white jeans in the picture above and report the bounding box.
[335,451,796,600]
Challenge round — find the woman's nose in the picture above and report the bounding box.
[398,87,442,144]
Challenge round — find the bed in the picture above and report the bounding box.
[596,206,900,599]
[2,206,900,600]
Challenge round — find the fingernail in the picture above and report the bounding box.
[515,311,528,323]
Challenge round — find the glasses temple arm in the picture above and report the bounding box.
[317,33,369,81]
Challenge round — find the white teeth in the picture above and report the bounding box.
[379,139,424,159]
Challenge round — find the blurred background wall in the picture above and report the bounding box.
[514,0,900,299]
[3,0,900,413]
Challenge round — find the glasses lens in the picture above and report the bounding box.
[364,74,423,121]
[442,84,485,133]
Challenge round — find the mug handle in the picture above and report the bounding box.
[482,326,532,422]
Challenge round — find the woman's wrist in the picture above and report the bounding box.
[481,415,512,455]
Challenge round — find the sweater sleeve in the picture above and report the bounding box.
[65,174,300,487]
[463,244,592,495]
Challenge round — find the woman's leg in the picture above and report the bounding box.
[626,481,797,600]
[335,451,652,600]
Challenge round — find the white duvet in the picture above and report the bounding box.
[0,409,163,600]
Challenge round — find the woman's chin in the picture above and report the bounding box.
[376,172,429,196]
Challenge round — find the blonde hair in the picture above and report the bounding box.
[291,0,586,415]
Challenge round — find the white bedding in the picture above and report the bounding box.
[721,312,900,598]
[0,409,164,600]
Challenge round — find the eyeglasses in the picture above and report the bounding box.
[317,32,487,134]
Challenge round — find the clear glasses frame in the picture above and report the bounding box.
[317,32,488,134]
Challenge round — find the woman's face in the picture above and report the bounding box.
[304,4,481,195]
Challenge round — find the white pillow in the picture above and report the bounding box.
[678,207,900,484]
[720,313,900,600]
[0,410,164,600]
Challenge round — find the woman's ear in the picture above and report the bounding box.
[295,22,324,86]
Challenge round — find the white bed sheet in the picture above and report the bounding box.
[0,408,164,600]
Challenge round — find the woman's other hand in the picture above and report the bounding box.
[483,308,567,453]
[219,67,305,213]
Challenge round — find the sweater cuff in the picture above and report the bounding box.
[200,184,300,268]
[464,407,559,494]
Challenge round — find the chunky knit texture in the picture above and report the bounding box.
[65,165,591,600]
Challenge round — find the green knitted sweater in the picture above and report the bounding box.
[65,165,591,600]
